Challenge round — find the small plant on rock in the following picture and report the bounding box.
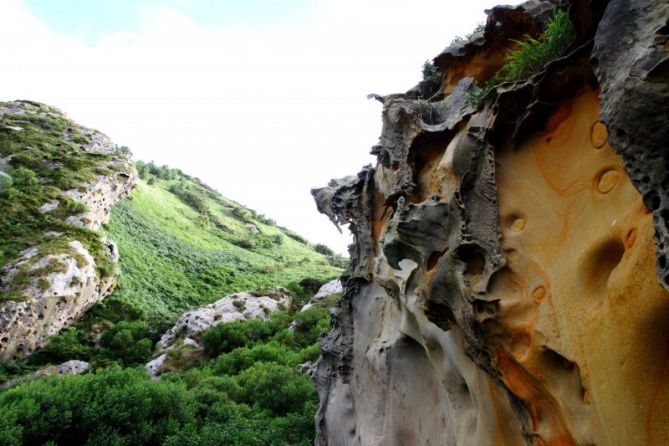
[467,9,575,107]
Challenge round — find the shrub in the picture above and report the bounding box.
[212,342,299,376]
[202,320,257,357]
[272,234,283,245]
[326,253,349,269]
[135,161,151,180]
[291,307,331,347]
[10,167,38,189]
[504,9,575,81]
[285,281,312,309]
[27,327,93,364]
[0,366,196,445]
[232,206,252,221]
[237,362,317,416]
[313,243,334,256]
[97,320,155,365]
[169,184,208,214]
[421,60,441,84]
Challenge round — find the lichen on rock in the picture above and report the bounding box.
[312,1,669,444]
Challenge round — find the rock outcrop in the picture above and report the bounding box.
[312,1,669,445]
[1,360,90,389]
[300,279,343,312]
[0,101,137,361]
[146,288,292,378]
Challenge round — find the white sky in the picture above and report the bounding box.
[0,0,519,254]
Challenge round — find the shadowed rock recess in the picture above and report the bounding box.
[312,1,669,445]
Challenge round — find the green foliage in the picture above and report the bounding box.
[169,183,208,214]
[27,318,161,368]
[0,289,336,445]
[232,206,252,221]
[0,104,123,295]
[203,318,275,357]
[505,9,575,81]
[0,104,342,445]
[212,342,300,375]
[0,366,196,446]
[313,243,333,256]
[105,180,341,320]
[291,307,331,347]
[421,60,441,84]
[10,167,38,188]
[449,22,485,46]
[237,363,316,416]
[272,234,284,245]
[467,9,575,106]
[285,281,312,309]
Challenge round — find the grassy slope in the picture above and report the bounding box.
[105,176,341,320]
[0,109,345,445]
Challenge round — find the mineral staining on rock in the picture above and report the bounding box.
[313,1,669,445]
[0,101,137,360]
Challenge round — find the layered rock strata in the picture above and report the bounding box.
[312,1,669,445]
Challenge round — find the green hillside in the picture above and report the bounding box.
[105,162,344,320]
[0,106,345,445]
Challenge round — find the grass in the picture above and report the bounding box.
[0,104,346,445]
[0,102,126,300]
[467,9,575,106]
[104,177,343,321]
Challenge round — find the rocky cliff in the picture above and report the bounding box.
[0,101,136,361]
[312,1,669,445]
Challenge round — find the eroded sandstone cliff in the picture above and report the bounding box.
[313,1,669,445]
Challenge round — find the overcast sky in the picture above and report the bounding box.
[0,0,519,254]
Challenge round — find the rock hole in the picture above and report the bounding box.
[457,245,486,277]
[580,238,625,293]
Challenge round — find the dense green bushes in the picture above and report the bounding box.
[27,319,162,368]
[0,301,334,445]
[0,364,318,446]
[0,366,194,446]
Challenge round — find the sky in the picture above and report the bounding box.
[0,0,520,254]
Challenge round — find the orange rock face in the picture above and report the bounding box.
[493,89,669,446]
[312,1,669,445]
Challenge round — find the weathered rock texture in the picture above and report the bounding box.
[146,288,293,378]
[312,1,669,445]
[0,102,137,361]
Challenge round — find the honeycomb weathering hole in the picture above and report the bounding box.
[580,238,625,293]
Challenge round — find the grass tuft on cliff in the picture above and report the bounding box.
[468,8,575,106]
